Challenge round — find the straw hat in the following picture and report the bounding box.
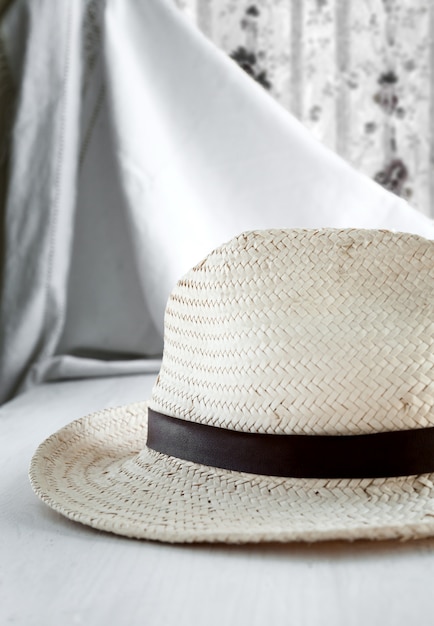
[30,228,434,543]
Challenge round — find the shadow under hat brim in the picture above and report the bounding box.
[29,402,434,543]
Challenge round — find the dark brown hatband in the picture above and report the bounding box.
[147,409,434,479]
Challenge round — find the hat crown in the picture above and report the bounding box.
[150,229,434,435]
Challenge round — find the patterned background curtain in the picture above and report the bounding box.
[176,0,434,218]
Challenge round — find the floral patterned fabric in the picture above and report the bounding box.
[176,0,434,217]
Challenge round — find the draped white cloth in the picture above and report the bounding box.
[1,0,434,404]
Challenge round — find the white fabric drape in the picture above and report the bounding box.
[176,0,434,218]
[1,0,434,405]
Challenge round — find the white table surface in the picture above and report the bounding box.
[2,374,434,626]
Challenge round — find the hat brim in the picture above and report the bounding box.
[29,402,434,543]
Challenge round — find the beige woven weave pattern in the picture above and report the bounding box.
[150,229,434,436]
[29,228,434,543]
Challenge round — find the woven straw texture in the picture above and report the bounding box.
[30,229,434,543]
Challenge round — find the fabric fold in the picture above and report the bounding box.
[0,0,83,403]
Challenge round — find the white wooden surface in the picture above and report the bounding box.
[2,374,434,625]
